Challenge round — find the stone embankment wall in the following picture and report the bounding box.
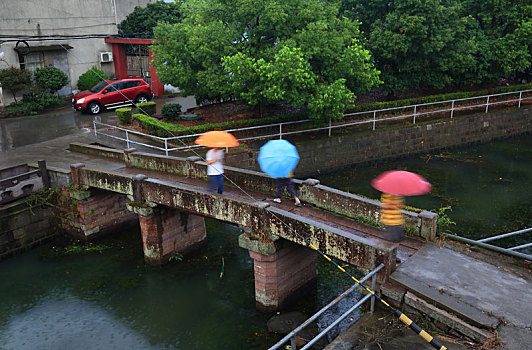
[0,199,55,260]
[227,108,531,176]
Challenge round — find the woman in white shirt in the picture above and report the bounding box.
[206,147,224,194]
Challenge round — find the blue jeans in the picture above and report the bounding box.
[208,174,223,194]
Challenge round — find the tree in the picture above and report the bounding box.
[367,0,491,92]
[77,66,108,91]
[34,66,69,94]
[0,67,32,103]
[119,0,183,37]
[463,0,532,79]
[151,0,380,120]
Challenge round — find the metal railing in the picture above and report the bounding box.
[93,89,532,155]
[268,264,384,350]
[443,227,532,261]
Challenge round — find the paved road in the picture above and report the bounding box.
[0,95,198,153]
[0,106,117,153]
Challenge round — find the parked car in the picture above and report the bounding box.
[72,77,153,114]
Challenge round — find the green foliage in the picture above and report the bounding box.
[367,0,490,91]
[463,0,532,78]
[168,252,184,262]
[136,101,156,116]
[347,82,532,114]
[161,103,182,121]
[64,242,111,255]
[77,66,108,91]
[433,206,456,233]
[0,67,32,103]
[132,112,307,137]
[34,66,69,94]
[119,0,182,37]
[151,0,380,118]
[342,0,531,92]
[307,79,355,121]
[116,107,132,124]
[6,89,64,115]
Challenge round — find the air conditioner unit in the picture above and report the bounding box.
[100,52,113,63]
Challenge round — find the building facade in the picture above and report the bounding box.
[0,0,153,106]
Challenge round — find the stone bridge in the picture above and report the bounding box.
[64,143,437,310]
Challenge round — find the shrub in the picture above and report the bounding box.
[34,66,69,94]
[161,103,182,121]
[116,107,132,124]
[136,101,156,116]
[77,66,108,91]
[6,89,64,115]
[0,67,32,103]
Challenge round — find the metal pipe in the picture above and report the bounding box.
[268,264,384,350]
[300,294,372,350]
[443,233,532,261]
[450,100,454,118]
[509,243,532,251]
[477,227,532,242]
[370,271,376,313]
[486,95,490,113]
[519,91,522,108]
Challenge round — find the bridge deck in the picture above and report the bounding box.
[116,166,426,265]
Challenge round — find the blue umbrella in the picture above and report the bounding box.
[258,140,300,178]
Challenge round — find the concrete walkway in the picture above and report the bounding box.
[390,244,532,349]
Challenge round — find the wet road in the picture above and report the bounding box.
[0,106,116,153]
[0,95,198,153]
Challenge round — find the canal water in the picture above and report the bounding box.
[1,135,530,349]
[317,134,532,251]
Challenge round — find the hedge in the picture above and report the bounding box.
[132,112,308,137]
[347,82,532,114]
[116,107,132,124]
[137,101,156,116]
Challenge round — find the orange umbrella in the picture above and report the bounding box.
[194,131,239,148]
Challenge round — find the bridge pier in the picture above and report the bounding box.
[62,165,138,240]
[239,233,317,311]
[129,204,207,266]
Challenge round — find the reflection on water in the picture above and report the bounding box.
[0,218,359,349]
[0,295,166,350]
[316,135,532,251]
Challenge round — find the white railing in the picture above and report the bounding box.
[93,89,532,155]
[444,227,532,261]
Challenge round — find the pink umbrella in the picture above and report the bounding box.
[371,170,432,196]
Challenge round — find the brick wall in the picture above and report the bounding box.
[0,199,56,260]
[60,189,138,240]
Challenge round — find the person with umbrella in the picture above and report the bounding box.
[206,147,224,194]
[371,170,432,243]
[258,140,302,207]
[195,131,239,194]
[273,172,302,207]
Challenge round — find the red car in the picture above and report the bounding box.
[72,77,153,114]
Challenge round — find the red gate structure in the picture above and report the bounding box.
[104,38,164,97]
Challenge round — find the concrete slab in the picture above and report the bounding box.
[325,308,471,350]
[391,244,532,329]
[0,133,124,172]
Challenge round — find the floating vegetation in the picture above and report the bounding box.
[433,153,484,164]
[63,242,112,255]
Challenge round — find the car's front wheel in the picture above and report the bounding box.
[135,94,149,104]
[87,102,102,115]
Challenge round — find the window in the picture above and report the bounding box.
[22,52,44,73]
[123,81,140,89]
